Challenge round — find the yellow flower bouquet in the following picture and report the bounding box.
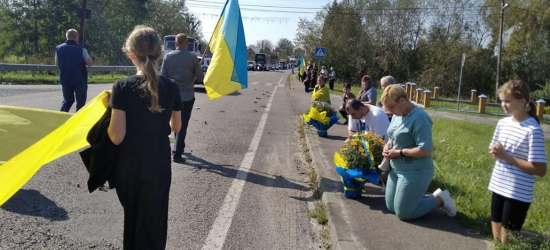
[334,132,386,199]
[338,132,385,171]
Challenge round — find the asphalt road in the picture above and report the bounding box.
[0,70,322,250]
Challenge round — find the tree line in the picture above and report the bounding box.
[294,0,550,101]
[0,0,203,65]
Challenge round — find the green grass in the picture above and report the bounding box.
[430,117,550,236]
[495,234,550,250]
[0,72,131,84]
[309,201,328,225]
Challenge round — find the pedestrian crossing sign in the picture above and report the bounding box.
[314,47,326,59]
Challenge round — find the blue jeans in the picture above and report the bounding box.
[173,98,195,156]
[385,167,437,220]
[60,84,88,112]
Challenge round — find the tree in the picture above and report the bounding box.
[256,39,273,53]
[276,38,294,56]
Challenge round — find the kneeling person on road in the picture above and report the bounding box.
[345,98,390,142]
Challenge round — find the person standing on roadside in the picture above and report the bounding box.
[55,29,93,112]
[329,67,336,90]
[161,33,204,163]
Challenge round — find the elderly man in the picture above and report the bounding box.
[346,98,390,142]
[161,33,204,163]
[55,29,93,112]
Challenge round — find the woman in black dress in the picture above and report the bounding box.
[107,25,182,249]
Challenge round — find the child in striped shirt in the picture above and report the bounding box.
[488,80,547,245]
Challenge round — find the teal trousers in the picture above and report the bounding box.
[385,167,438,220]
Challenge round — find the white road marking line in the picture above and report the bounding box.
[278,84,285,88]
[250,82,259,85]
[265,82,273,86]
[201,75,285,250]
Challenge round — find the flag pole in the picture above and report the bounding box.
[199,4,225,65]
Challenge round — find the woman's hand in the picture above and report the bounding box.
[383,149,400,159]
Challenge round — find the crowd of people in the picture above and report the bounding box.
[54,27,547,247]
[302,59,547,246]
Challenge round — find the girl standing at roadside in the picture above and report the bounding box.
[108,26,182,249]
[488,80,547,245]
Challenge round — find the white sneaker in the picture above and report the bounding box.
[436,190,457,217]
[433,188,443,197]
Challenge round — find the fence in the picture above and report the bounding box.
[403,83,549,123]
[0,63,136,78]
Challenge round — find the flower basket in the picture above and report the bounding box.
[334,133,386,199]
[303,102,339,137]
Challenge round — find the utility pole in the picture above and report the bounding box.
[78,0,88,45]
[495,0,508,101]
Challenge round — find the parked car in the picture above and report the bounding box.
[197,56,211,75]
[247,61,255,71]
[194,56,211,85]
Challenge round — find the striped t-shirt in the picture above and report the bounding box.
[488,117,547,203]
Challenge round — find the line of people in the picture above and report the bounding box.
[326,74,547,246]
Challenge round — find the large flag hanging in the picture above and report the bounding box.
[299,54,306,76]
[0,91,109,206]
[203,0,247,100]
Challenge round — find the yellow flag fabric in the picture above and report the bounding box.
[311,85,331,103]
[303,106,330,125]
[299,55,306,76]
[0,91,109,206]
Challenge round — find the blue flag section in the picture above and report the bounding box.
[203,0,248,100]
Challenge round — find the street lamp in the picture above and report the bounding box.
[495,1,509,101]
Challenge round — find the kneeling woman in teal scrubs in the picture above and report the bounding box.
[380,85,457,220]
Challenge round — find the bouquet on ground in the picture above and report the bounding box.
[334,132,385,199]
[303,101,339,137]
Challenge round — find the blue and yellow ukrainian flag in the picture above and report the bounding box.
[0,91,109,205]
[204,0,247,100]
[299,54,306,76]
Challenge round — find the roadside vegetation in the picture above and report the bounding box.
[0,72,128,85]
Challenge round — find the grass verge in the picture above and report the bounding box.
[297,116,331,249]
[309,201,328,225]
[430,117,550,238]
[495,234,550,250]
[0,72,130,84]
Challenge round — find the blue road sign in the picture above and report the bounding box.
[314,47,326,59]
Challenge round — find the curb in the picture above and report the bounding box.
[301,117,367,250]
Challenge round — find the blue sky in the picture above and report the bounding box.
[186,0,333,47]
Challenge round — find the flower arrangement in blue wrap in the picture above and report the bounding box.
[334,132,385,199]
[303,101,339,137]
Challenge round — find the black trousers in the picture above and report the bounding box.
[115,139,172,250]
[173,98,195,156]
[329,79,335,90]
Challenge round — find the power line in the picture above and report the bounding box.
[186,0,499,11]
[186,3,498,15]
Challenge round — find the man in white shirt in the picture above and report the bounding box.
[346,98,390,142]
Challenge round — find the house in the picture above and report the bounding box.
[247,45,260,60]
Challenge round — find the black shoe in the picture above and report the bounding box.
[173,155,186,163]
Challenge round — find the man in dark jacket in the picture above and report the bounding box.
[55,29,93,112]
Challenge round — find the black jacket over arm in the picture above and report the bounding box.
[79,108,118,193]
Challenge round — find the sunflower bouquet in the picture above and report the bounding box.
[334,132,385,199]
[303,101,339,137]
